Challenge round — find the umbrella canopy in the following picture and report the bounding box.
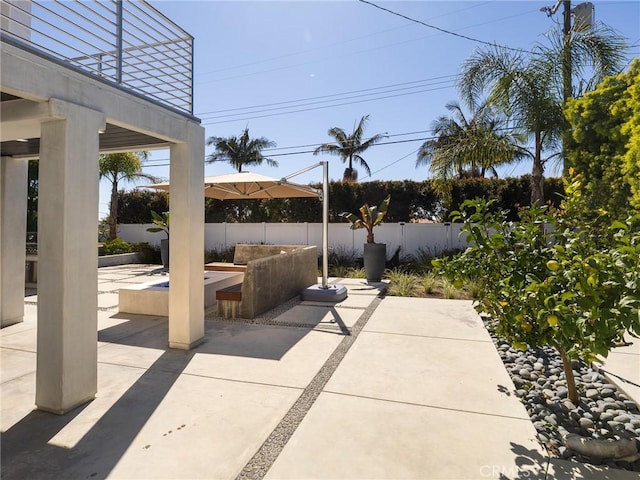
[143,171,320,200]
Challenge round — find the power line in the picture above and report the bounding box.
[361,148,421,180]
[196,75,457,116]
[359,0,537,55]
[199,78,455,121]
[201,83,455,126]
[141,125,524,172]
[194,4,540,85]
[195,2,495,80]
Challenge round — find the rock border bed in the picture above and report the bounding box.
[484,317,640,472]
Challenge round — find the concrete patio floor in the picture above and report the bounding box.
[1,265,638,480]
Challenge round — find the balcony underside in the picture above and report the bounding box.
[1,93,170,158]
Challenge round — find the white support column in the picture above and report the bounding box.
[0,156,28,327]
[168,121,205,349]
[36,101,105,414]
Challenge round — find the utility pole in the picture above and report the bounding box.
[562,1,572,105]
[542,0,594,173]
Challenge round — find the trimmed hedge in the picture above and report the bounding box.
[117,176,564,224]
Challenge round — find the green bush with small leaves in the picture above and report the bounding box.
[434,174,640,403]
[101,237,133,255]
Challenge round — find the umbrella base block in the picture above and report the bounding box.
[301,284,348,302]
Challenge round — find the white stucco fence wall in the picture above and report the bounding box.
[118,222,470,259]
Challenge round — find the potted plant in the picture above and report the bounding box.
[340,195,391,282]
[147,211,170,268]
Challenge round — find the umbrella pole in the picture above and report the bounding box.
[289,161,347,302]
[322,160,329,289]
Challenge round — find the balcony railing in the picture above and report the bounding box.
[1,0,193,115]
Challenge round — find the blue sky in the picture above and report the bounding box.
[99,0,639,219]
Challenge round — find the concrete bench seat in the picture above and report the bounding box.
[216,283,242,301]
[119,271,243,317]
[216,244,317,319]
[216,283,243,318]
[204,262,247,273]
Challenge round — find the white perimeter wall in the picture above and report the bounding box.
[119,223,469,259]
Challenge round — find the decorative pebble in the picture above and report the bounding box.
[482,318,640,472]
[579,418,594,429]
[586,389,599,399]
[614,414,631,423]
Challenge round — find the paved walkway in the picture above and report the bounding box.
[1,265,638,479]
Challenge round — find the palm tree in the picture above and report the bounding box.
[314,114,386,182]
[416,101,527,180]
[459,25,627,205]
[99,152,157,240]
[206,127,277,173]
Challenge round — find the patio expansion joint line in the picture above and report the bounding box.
[362,329,492,343]
[0,345,36,355]
[320,390,533,422]
[236,294,385,480]
[181,372,304,391]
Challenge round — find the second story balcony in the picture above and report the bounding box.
[1,0,193,116]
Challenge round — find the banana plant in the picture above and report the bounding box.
[146,211,170,239]
[340,195,391,243]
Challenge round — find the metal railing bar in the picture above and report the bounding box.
[2,5,111,59]
[121,52,191,72]
[118,33,192,83]
[2,0,193,115]
[6,22,108,72]
[65,0,119,39]
[122,69,190,90]
[122,64,192,84]
[120,51,192,84]
[122,6,192,59]
[121,75,191,100]
[126,0,192,40]
[2,33,196,119]
[67,38,191,69]
[122,9,180,46]
[118,20,192,61]
[35,1,113,45]
[70,0,118,27]
[29,5,114,54]
[137,1,193,40]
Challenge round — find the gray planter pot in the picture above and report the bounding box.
[160,238,169,268]
[363,242,386,282]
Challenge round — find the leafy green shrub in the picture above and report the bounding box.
[118,176,564,225]
[136,243,160,264]
[101,237,133,255]
[435,174,640,403]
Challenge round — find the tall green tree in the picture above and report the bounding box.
[99,152,156,240]
[26,159,38,233]
[206,127,277,173]
[565,59,640,219]
[314,114,386,182]
[416,101,527,180]
[459,26,627,205]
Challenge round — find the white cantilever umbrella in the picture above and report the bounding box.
[143,163,346,301]
[144,171,320,200]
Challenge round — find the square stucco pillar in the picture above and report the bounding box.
[36,102,105,414]
[168,121,205,349]
[1,156,28,327]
